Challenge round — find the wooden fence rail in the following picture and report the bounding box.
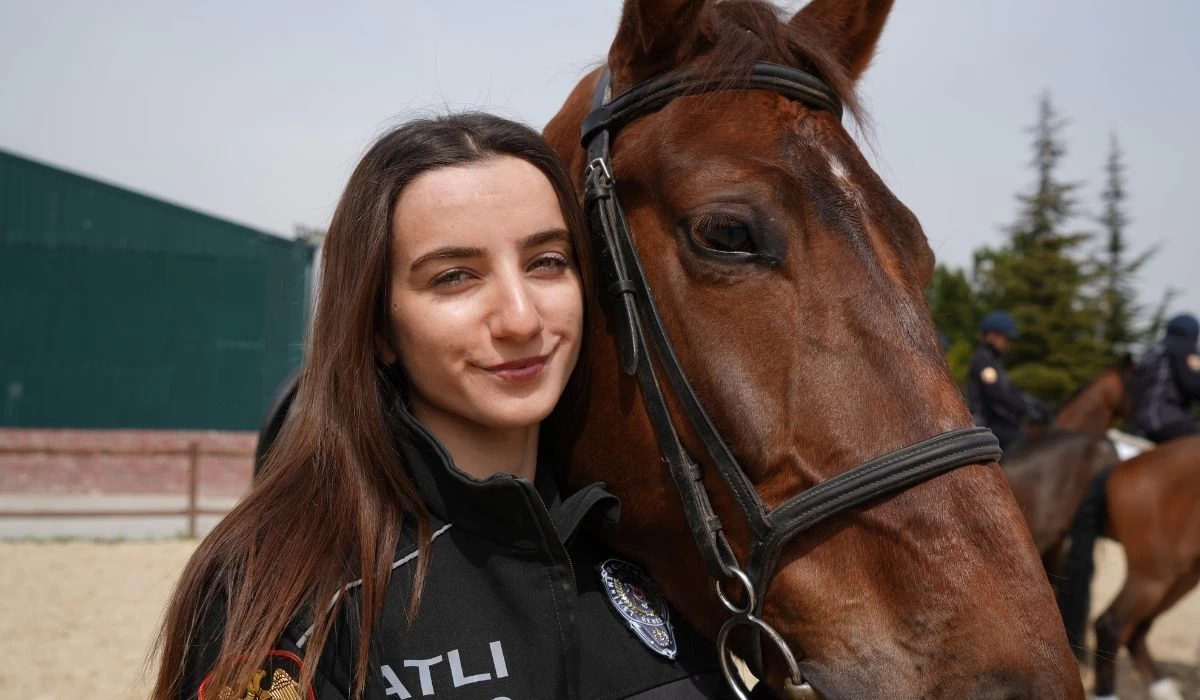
[0,441,252,537]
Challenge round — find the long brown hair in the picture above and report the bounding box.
[153,113,593,699]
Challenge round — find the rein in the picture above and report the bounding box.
[580,61,1002,699]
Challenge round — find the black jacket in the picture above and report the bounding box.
[180,407,738,700]
[966,343,1033,449]
[1133,336,1200,436]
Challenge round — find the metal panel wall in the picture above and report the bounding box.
[0,150,313,429]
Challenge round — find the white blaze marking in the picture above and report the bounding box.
[828,153,850,182]
[826,151,867,212]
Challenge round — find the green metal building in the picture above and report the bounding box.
[0,149,314,430]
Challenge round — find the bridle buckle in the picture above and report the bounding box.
[585,157,613,188]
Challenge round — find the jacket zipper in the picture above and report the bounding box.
[410,413,579,590]
[525,482,581,700]
[530,486,576,586]
[399,414,584,697]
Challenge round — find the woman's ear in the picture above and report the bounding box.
[375,333,398,365]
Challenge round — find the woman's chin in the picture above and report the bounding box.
[474,397,560,432]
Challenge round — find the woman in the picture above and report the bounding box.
[152,113,740,700]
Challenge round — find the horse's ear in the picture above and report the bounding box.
[608,0,710,89]
[791,0,895,83]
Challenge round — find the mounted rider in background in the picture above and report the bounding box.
[966,311,1049,452]
[1132,313,1200,443]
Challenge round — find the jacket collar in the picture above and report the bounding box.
[390,400,619,548]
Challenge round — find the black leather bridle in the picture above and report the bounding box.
[580,62,1003,699]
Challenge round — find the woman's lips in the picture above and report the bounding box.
[484,354,550,383]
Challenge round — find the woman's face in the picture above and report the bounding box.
[382,156,584,433]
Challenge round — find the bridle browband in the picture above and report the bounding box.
[580,61,1002,699]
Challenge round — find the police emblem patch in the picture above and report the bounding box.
[599,558,678,660]
[200,650,310,700]
[1189,354,1200,373]
[980,367,999,385]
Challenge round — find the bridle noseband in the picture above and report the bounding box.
[580,62,1002,699]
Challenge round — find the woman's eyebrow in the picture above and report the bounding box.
[520,228,571,250]
[409,245,485,273]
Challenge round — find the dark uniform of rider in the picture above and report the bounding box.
[181,397,765,700]
[1132,313,1200,443]
[966,311,1044,452]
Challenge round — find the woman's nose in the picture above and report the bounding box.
[488,277,543,341]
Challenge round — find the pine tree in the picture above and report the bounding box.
[928,265,979,343]
[1014,94,1076,251]
[1096,134,1154,354]
[973,93,1108,402]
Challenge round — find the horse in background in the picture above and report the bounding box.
[543,0,1081,697]
[1002,357,1200,698]
[1058,433,1200,700]
[1002,362,1131,566]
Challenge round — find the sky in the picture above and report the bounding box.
[2,0,1198,320]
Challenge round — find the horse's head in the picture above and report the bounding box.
[545,1,1080,697]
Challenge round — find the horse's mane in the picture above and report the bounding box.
[1055,364,1123,412]
[1057,372,1104,411]
[692,1,866,123]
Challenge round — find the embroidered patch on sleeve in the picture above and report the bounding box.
[980,367,999,385]
[199,650,311,700]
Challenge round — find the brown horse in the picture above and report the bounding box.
[1002,364,1128,565]
[1001,360,1200,697]
[542,0,1081,697]
[1059,435,1200,699]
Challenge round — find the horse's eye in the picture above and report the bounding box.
[688,214,756,256]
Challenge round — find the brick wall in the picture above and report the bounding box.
[0,429,256,497]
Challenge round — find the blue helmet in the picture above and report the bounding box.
[980,310,1020,339]
[1166,313,1199,341]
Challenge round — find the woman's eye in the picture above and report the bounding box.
[430,269,474,287]
[529,253,570,273]
[689,215,754,254]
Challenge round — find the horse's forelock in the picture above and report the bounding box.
[690,0,865,123]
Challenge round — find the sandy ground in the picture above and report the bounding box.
[0,539,195,700]
[0,539,1197,700]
